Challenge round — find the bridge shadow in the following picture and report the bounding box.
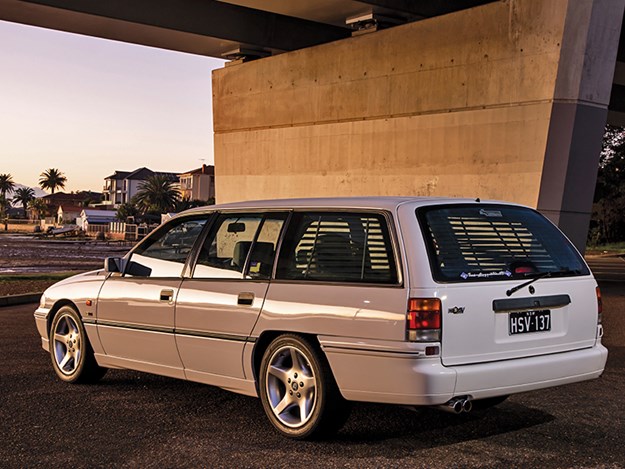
[335,401,553,446]
[92,369,555,458]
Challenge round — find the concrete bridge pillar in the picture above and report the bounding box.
[212,0,625,251]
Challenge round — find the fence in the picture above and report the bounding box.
[85,224,109,235]
[2,219,40,232]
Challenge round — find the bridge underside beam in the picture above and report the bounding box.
[2,0,351,57]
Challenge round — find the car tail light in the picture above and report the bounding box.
[596,287,602,324]
[407,298,441,342]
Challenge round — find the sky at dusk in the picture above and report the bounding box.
[0,20,224,194]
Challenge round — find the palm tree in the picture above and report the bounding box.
[115,202,139,222]
[0,173,15,198]
[134,175,180,214]
[28,197,47,221]
[39,168,67,194]
[12,187,35,218]
[0,173,15,218]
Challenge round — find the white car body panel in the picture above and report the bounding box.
[33,196,607,409]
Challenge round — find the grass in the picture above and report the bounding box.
[586,242,625,255]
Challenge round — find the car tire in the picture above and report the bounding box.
[49,305,107,384]
[259,334,350,439]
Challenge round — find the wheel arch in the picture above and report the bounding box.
[47,299,80,335]
[252,331,325,391]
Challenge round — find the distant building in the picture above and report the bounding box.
[39,191,102,219]
[57,205,83,225]
[41,191,102,208]
[77,209,117,231]
[102,167,179,208]
[179,164,215,201]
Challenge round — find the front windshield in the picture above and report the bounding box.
[417,204,590,283]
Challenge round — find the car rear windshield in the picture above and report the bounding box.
[417,204,589,283]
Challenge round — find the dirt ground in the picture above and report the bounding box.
[0,279,59,296]
[0,233,132,296]
[0,233,131,273]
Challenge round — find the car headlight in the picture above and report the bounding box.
[39,294,47,308]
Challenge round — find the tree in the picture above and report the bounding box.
[12,187,35,218]
[0,173,15,199]
[134,175,180,214]
[80,191,102,207]
[0,195,8,220]
[116,202,139,222]
[589,125,625,245]
[39,168,67,194]
[174,197,213,212]
[0,173,15,218]
[28,197,47,220]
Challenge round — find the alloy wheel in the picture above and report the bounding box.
[265,345,317,428]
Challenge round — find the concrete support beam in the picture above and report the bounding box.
[537,0,625,250]
[213,0,625,251]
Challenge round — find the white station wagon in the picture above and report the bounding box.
[35,197,607,438]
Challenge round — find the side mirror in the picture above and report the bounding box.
[126,261,152,277]
[104,257,123,273]
[227,222,246,233]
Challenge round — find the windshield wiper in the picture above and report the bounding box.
[505,271,552,297]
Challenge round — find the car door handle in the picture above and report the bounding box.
[160,289,174,302]
[238,292,255,306]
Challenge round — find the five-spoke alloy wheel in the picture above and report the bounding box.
[259,334,350,439]
[49,305,107,383]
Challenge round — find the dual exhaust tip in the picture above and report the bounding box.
[439,397,472,414]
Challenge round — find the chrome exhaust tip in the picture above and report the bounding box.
[436,397,472,414]
[437,398,464,414]
[462,399,473,413]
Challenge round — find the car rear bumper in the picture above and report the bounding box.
[322,338,608,406]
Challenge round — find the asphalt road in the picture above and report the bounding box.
[587,255,625,283]
[1,298,624,468]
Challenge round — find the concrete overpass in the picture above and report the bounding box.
[2,0,624,250]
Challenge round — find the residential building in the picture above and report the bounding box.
[102,167,179,208]
[179,164,215,201]
[77,209,117,231]
[56,205,83,225]
[41,191,102,208]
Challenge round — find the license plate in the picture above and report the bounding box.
[509,310,551,335]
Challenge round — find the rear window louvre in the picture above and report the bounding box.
[276,212,398,284]
[418,204,589,282]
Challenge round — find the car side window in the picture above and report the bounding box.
[276,212,398,284]
[127,217,208,278]
[193,214,263,279]
[247,214,287,280]
[192,213,287,280]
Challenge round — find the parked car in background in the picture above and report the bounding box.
[35,197,607,439]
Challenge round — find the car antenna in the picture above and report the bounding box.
[475,197,481,203]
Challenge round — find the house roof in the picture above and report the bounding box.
[80,209,118,223]
[180,164,215,177]
[41,193,85,204]
[107,167,180,182]
[105,171,132,180]
[125,167,155,180]
[80,209,116,216]
[57,205,84,213]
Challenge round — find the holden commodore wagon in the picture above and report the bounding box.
[34,197,607,439]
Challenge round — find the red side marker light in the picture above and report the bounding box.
[86,299,93,307]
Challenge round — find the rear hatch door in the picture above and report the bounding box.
[416,203,599,366]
